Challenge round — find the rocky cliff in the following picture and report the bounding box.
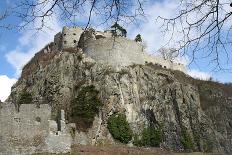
[7,48,232,154]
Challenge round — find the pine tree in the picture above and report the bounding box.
[135,34,142,42]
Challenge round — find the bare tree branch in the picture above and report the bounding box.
[158,0,232,71]
[13,0,146,30]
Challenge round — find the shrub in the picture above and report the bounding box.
[70,85,103,130]
[107,113,133,144]
[203,140,213,153]
[180,128,194,150]
[134,125,163,147]
[18,91,33,105]
[135,34,142,42]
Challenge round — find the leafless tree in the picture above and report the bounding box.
[158,0,232,71]
[13,0,146,30]
[0,10,10,29]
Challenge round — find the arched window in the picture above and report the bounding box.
[73,40,77,43]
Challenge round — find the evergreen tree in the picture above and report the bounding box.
[135,34,142,42]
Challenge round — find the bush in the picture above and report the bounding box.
[203,140,213,152]
[180,128,194,150]
[135,34,142,42]
[70,85,103,130]
[18,91,33,105]
[134,125,163,147]
[107,113,133,144]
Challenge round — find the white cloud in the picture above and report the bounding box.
[187,69,211,80]
[127,0,181,53]
[0,75,17,102]
[5,1,62,77]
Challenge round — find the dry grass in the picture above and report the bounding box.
[31,144,221,155]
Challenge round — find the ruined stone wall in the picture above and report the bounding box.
[82,37,145,68]
[0,103,72,154]
[54,32,62,50]
[143,53,186,72]
[52,26,186,72]
[81,35,186,72]
[62,26,83,49]
[0,103,51,154]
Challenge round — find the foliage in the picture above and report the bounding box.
[107,113,133,144]
[70,85,103,129]
[18,91,33,105]
[203,140,213,153]
[180,128,194,150]
[134,125,163,147]
[135,34,142,42]
[111,22,127,37]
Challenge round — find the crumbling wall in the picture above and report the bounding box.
[54,32,62,50]
[143,53,186,73]
[0,103,51,154]
[62,26,83,49]
[0,103,72,155]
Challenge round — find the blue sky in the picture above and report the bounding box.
[0,0,232,101]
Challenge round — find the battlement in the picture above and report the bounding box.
[52,26,186,73]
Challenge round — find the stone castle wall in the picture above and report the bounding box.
[61,26,83,49]
[143,54,186,72]
[0,103,72,155]
[82,37,145,68]
[0,103,51,154]
[52,26,186,72]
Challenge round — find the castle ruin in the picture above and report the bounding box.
[51,26,186,72]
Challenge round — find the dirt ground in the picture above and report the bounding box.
[70,145,220,155]
[36,145,221,155]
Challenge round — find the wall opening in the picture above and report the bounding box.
[73,40,77,43]
[35,117,41,122]
[64,41,67,44]
[73,33,76,35]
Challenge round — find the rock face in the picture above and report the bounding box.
[3,48,232,155]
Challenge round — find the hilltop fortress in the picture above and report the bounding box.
[47,25,186,72]
[1,25,232,155]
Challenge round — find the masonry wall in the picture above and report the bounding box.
[82,37,145,68]
[143,53,186,72]
[53,26,186,72]
[62,26,83,49]
[54,32,62,50]
[0,103,51,154]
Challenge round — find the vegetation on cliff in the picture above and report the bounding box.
[107,113,133,144]
[18,91,33,105]
[70,85,103,130]
[133,125,163,147]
